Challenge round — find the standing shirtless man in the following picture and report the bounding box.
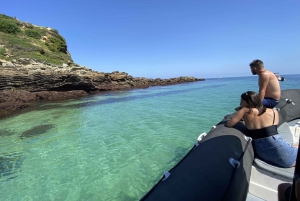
[249,59,281,108]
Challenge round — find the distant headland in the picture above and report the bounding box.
[0,14,204,118]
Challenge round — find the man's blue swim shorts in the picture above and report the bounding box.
[263,97,279,108]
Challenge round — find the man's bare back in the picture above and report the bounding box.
[249,59,281,108]
[258,70,281,101]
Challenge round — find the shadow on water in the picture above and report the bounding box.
[0,129,13,137]
[20,124,55,139]
[0,152,23,182]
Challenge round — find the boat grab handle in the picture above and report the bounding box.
[162,171,171,181]
[229,158,240,168]
[286,99,295,105]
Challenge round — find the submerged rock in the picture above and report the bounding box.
[0,129,13,136]
[20,124,54,139]
[0,90,89,119]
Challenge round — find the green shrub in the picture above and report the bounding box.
[39,48,45,55]
[0,47,5,55]
[1,33,37,50]
[46,36,67,53]
[0,19,20,34]
[35,28,46,36]
[52,29,59,34]
[25,29,41,39]
[0,14,13,20]
[24,22,34,29]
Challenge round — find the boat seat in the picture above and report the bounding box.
[288,119,300,127]
[253,159,294,179]
[288,119,300,139]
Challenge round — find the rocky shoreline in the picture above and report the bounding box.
[0,58,204,119]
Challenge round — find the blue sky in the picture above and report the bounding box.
[1,1,299,78]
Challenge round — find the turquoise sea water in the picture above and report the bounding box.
[1,74,300,201]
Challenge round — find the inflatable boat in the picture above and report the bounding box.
[140,89,300,201]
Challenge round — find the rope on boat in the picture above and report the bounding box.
[228,136,252,169]
[222,135,253,200]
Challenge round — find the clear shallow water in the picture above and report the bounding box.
[0,74,299,201]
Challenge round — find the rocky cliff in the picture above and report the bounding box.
[0,58,203,92]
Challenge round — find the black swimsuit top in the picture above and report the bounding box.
[247,109,278,139]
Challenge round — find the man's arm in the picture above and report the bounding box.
[226,108,246,127]
[258,73,269,102]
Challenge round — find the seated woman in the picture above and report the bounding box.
[227,91,297,168]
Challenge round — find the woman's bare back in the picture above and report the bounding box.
[244,108,279,130]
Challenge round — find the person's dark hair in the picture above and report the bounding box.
[241,91,266,115]
[249,59,264,69]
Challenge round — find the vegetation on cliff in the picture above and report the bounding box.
[0,14,72,65]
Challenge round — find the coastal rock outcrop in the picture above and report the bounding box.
[0,58,204,118]
[0,58,203,92]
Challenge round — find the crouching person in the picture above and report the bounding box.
[227,91,297,168]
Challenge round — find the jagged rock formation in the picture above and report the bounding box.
[0,58,204,118]
[0,58,203,91]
